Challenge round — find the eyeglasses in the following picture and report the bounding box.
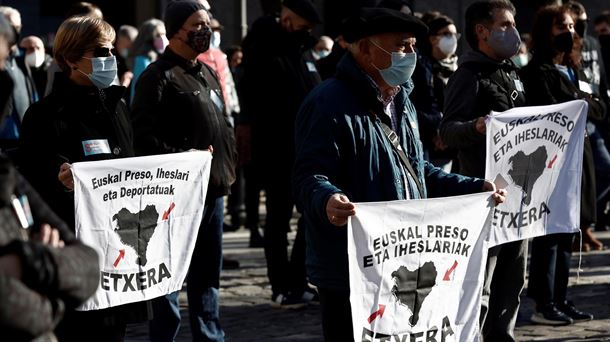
[92,46,113,58]
[437,32,461,40]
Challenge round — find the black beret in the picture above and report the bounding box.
[342,7,428,43]
[283,0,321,24]
[164,0,206,39]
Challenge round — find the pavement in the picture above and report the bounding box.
[125,229,610,342]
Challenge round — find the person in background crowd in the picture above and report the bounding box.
[594,11,610,36]
[131,2,237,341]
[226,44,264,248]
[441,1,526,340]
[19,35,52,97]
[311,35,333,60]
[566,1,610,237]
[45,1,104,96]
[18,15,151,342]
[411,12,459,171]
[0,7,36,153]
[0,14,99,342]
[66,2,103,19]
[240,0,321,309]
[315,34,347,80]
[594,11,610,84]
[197,16,241,270]
[520,4,600,326]
[210,18,223,49]
[115,25,138,89]
[129,18,167,102]
[511,38,530,67]
[293,8,506,340]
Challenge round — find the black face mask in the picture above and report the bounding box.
[185,27,212,53]
[552,31,574,53]
[575,20,588,38]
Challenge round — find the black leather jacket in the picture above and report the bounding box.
[131,48,237,200]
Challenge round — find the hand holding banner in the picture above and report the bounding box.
[348,192,494,342]
[485,100,587,246]
[72,151,212,310]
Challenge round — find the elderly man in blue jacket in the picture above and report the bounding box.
[293,8,506,341]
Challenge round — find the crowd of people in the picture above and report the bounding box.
[0,0,609,341]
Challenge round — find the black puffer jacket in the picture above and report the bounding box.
[131,47,237,201]
[0,154,99,341]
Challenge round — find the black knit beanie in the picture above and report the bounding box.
[164,0,206,39]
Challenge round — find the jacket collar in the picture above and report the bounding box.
[161,47,204,72]
[50,72,125,110]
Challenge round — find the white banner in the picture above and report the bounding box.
[72,151,212,310]
[348,192,493,342]
[485,100,587,246]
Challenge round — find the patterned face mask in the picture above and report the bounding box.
[185,27,212,53]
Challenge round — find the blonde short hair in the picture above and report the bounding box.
[54,15,115,72]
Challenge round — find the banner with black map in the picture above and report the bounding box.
[348,192,494,342]
[72,151,212,310]
[485,100,586,246]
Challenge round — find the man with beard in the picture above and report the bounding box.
[239,0,321,308]
[131,1,237,341]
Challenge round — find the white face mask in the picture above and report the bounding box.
[437,35,457,56]
[25,51,45,68]
[153,35,169,53]
[211,31,221,49]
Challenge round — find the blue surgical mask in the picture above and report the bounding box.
[369,39,417,86]
[78,56,118,89]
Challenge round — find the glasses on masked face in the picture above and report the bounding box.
[91,46,113,58]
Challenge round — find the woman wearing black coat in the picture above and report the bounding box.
[18,15,149,342]
[520,5,601,326]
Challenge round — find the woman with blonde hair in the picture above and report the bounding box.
[19,15,150,342]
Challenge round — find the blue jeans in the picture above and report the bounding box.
[149,196,225,342]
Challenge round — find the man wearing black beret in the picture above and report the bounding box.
[239,0,321,309]
[293,7,506,341]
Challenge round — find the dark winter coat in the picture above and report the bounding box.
[293,53,484,290]
[239,15,321,169]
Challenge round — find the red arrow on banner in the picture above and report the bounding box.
[162,202,176,221]
[548,155,558,168]
[443,260,458,281]
[367,304,386,323]
[113,249,125,267]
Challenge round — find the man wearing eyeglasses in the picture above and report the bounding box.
[131,1,237,341]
